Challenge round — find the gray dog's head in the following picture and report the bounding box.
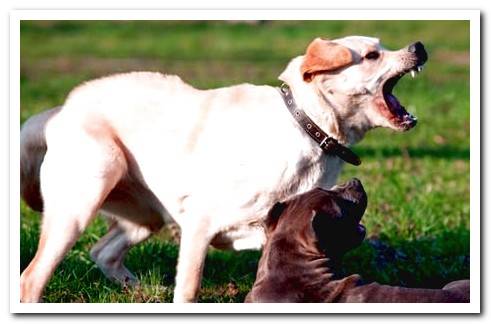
[264,178,368,259]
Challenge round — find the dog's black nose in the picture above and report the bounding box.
[408,41,428,65]
[332,178,362,192]
[342,178,367,222]
[334,178,367,205]
[346,178,366,199]
[348,178,362,188]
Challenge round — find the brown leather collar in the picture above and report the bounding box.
[278,84,361,166]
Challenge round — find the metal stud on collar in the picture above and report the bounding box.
[280,83,290,94]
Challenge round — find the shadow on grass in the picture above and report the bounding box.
[341,228,470,290]
[354,145,469,160]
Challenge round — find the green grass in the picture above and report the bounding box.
[19,20,470,302]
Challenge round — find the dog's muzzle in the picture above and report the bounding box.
[332,178,367,214]
[377,41,428,131]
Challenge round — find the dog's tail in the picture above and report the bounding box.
[20,106,62,212]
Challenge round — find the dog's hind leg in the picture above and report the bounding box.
[89,217,154,286]
[20,130,126,302]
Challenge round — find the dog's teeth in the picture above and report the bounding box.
[410,70,416,78]
[417,66,423,72]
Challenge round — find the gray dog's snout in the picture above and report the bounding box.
[408,41,428,65]
[348,178,362,188]
[333,178,367,206]
[341,178,364,193]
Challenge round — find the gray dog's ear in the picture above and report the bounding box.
[301,38,353,82]
[264,202,287,232]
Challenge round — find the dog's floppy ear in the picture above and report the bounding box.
[264,202,287,232]
[301,38,353,82]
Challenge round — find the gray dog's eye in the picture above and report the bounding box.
[365,51,380,60]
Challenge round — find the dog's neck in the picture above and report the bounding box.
[279,56,367,145]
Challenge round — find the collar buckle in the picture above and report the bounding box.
[320,136,336,151]
[277,83,361,166]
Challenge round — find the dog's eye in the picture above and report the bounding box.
[365,51,380,60]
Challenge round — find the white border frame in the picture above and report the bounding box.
[9,9,480,314]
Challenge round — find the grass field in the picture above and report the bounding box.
[19,20,470,303]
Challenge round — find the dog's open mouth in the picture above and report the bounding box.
[379,65,424,131]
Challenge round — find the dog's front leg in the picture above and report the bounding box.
[173,217,214,303]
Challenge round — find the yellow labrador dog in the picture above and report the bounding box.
[20,36,427,302]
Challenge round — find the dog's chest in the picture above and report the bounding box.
[261,148,343,204]
[211,153,343,250]
[239,148,339,218]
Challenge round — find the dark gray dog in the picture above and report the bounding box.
[245,179,469,303]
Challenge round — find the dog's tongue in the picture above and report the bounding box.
[386,93,405,116]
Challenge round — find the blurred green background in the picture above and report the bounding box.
[20,20,470,302]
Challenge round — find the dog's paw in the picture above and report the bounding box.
[99,265,140,287]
